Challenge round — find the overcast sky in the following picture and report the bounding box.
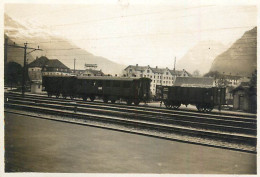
[4,1,257,68]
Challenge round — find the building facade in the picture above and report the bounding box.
[232,84,256,113]
[28,56,71,93]
[42,59,71,76]
[123,64,191,95]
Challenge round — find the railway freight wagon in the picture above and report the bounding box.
[42,75,77,98]
[75,76,151,105]
[156,86,226,112]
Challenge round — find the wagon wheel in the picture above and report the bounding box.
[206,105,214,112]
[47,92,52,97]
[90,96,95,102]
[82,96,87,101]
[56,93,60,98]
[202,107,208,112]
[196,104,203,112]
[134,100,140,106]
[103,97,108,103]
[164,101,171,109]
[127,99,132,105]
[173,104,180,110]
[111,99,116,104]
[62,94,67,99]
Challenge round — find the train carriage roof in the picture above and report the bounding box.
[76,76,151,81]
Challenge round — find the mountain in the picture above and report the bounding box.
[210,27,257,76]
[177,41,227,75]
[4,14,126,75]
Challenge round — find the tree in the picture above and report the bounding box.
[204,71,228,87]
[192,70,200,77]
[249,69,257,88]
[4,62,23,89]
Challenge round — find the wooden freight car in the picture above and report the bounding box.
[156,85,226,112]
[42,75,76,98]
[75,76,151,105]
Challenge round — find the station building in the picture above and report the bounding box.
[28,56,71,93]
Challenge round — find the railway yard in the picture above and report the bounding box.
[4,91,257,173]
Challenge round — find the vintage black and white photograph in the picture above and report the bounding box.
[3,0,257,175]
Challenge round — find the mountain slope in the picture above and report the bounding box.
[210,27,257,76]
[177,41,227,75]
[4,14,126,75]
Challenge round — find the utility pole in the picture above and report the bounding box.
[5,41,42,97]
[174,56,176,72]
[74,58,76,74]
[4,38,8,68]
[21,43,27,97]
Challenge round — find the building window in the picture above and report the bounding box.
[147,70,150,73]
[38,85,41,89]
[166,72,168,75]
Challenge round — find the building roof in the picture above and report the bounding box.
[174,77,214,87]
[28,56,49,67]
[44,59,69,69]
[77,76,151,81]
[150,67,165,74]
[125,65,148,72]
[125,64,191,76]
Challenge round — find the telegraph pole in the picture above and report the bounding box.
[74,58,76,74]
[5,41,42,97]
[174,57,176,72]
[21,43,27,97]
[4,38,8,67]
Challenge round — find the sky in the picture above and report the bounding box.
[4,1,257,68]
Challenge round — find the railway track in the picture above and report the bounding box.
[5,92,257,153]
[7,92,257,119]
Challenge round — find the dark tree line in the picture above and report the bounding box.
[4,62,23,89]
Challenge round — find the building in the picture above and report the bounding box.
[28,56,71,93]
[123,64,191,95]
[232,82,256,113]
[42,59,71,76]
[28,56,49,81]
[174,77,214,87]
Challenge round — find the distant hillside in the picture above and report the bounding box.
[177,40,227,75]
[210,27,257,76]
[4,14,125,75]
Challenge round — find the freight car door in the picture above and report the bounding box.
[133,80,139,99]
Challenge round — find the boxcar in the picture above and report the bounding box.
[75,76,151,105]
[156,85,226,112]
[42,75,76,98]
